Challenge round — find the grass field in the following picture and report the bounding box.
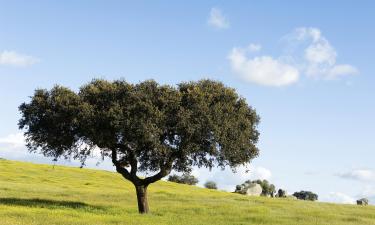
[0,159,374,225]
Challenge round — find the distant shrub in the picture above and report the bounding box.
[204,181,217,189]
[276,189,287,198]
[168,174,199,185]
[357,198,369,206]
[293,191,318,201]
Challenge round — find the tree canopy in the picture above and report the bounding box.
[167,174,199,185]
[293,191,318,201]
[204,181,218,190]
[19,79,260,213]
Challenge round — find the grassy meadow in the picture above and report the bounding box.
[0,159,374,225]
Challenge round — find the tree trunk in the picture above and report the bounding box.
[135,185,149,214]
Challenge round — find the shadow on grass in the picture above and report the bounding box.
[0,197,105,211]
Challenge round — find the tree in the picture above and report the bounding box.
[293,191,318,201]
[276,189,287,198]
[204,181,217,189]
[18,79,260,213]
[168,173,199,185]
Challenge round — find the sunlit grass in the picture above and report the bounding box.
[0,159,374,225]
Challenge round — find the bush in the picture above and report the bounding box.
[204,181,217,189]
[167,174,199,185]
[293,191,318,201]
[276,189,287,198]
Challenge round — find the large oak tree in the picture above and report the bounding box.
[19,79,260,213]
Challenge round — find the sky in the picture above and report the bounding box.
[1,1,375,205]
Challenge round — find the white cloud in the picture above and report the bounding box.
[295,27,322,42]
[292,27,358,79]
[359,186,375,197]
[304,40,336,65]
[0,133,31,159]
[328,64,359,78]
[229,27,358,86]
[208,7,229,29]
[228,47,299,86]
[248,43,262,52]
[252,166,272,180]
[0,50,40,67]
[0,133,25,148]
[327,192,355,204]
[336,169,375,182]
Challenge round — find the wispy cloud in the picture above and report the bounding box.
[207,7,229,29]
[0,50,40,67]
[291,27,358,79]
[336,169,375,182]
[229,27,358,86]
[0,133,25,148]
[327,192,356,204]
[247,43,262,52]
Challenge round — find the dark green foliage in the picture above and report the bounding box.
[204,181,217,189]
[293,191,318,201]
[167,174,199,185]
[357,198,369,206]
[18,79,260,213]
[277,189,287,198]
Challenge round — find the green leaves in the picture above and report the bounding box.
[19,86,82,160]
[19,79,260,181]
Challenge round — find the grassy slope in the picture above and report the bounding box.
[0,159,374,225]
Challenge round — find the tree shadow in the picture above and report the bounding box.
[0,197,104,211]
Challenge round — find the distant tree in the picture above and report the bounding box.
[293,191,318,201]
[269,184,276,197]
[277,189,287,198]
[168,174,199,185]
[18,79,260,214]
[168,174,182,183]
[204,181,217,189]
[357,198,369,206]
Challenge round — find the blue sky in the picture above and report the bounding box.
[1,1,375,204]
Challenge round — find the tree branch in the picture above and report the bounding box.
[111,149,135,183]
[143,151,176,185]
[115,143,138,177]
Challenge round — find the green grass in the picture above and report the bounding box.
[0,159,374,225]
